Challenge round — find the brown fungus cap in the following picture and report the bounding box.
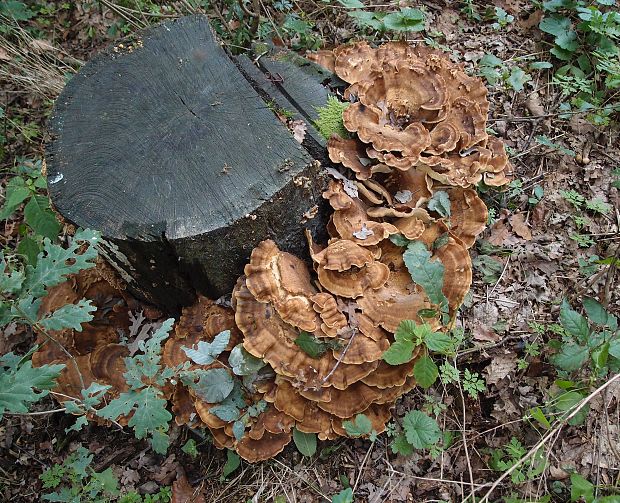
[234,280,376,390]
[328,135,373,180]
[447,187,488,248]
[245,240,319,333]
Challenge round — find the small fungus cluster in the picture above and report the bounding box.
[34,41,510,463]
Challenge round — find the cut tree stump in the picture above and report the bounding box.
[46,16,336,313]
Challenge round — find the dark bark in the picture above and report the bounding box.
[46,16,333,314]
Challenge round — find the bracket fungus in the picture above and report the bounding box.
[33,40,510,463]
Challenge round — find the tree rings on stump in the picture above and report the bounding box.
[46,15,329,313]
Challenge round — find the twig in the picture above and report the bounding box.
[352,441,374,493]
[5,407,66,416]
[456,370,476,502]
[314,328,358,389]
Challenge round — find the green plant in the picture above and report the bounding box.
[342,4,425,34]
[1,160,62,261]
[539,1,620,125]
[488,437,546,484]
[491,6,514,29]
[220,449,241,480]
[570,233,596,247]
[314,96,350,140]
[293,427,317,456]
[534,134,576,156]
[462,368,486,399]
[390,410,442,456]
[40,446,120,502]
[382,321,458,389]
[331,487,354,503]
[549,298,619,380]
[568,472,620,502]
[0,348,64,419]
[478,54,531,91]
[0,228,100,415]
[40,445,172,502]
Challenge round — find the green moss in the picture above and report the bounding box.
[314,95,350,140]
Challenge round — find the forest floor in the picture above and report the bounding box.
[1,1,619,502]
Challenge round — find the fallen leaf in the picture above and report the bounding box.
[518,9,543,30]
[290,119,307,143]
[151,454,178,484]
[509,212,532,240]
[473,324,500,342]
[524,92,544,117]
[485,353,517,385]
[172,469,205,503]
[488,219,511,246]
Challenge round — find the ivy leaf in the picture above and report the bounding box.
[570,473,594,503]
[559,299,590,342]
[389,234,411,247]
[293,428,317,457]
[413,355,438,388]
[210,403,241,422]
[221,450,241,480]
[342,414,373,437]
[38,299,97,331]
[402,410,441,449]
[294,331,328,359]
[403,241,447,309]
[427,190,450,218]
[0,356,64,418]
[23,195,62,240]
[551,343,589,371]
[182,330,231,365]
[228,344,265,375]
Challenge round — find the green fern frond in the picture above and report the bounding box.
[314,95,350,140]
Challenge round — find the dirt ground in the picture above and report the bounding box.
[1,1,619,502]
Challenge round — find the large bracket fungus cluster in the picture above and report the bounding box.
[35,41,510,463]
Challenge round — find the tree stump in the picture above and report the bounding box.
[46,15,334,313]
